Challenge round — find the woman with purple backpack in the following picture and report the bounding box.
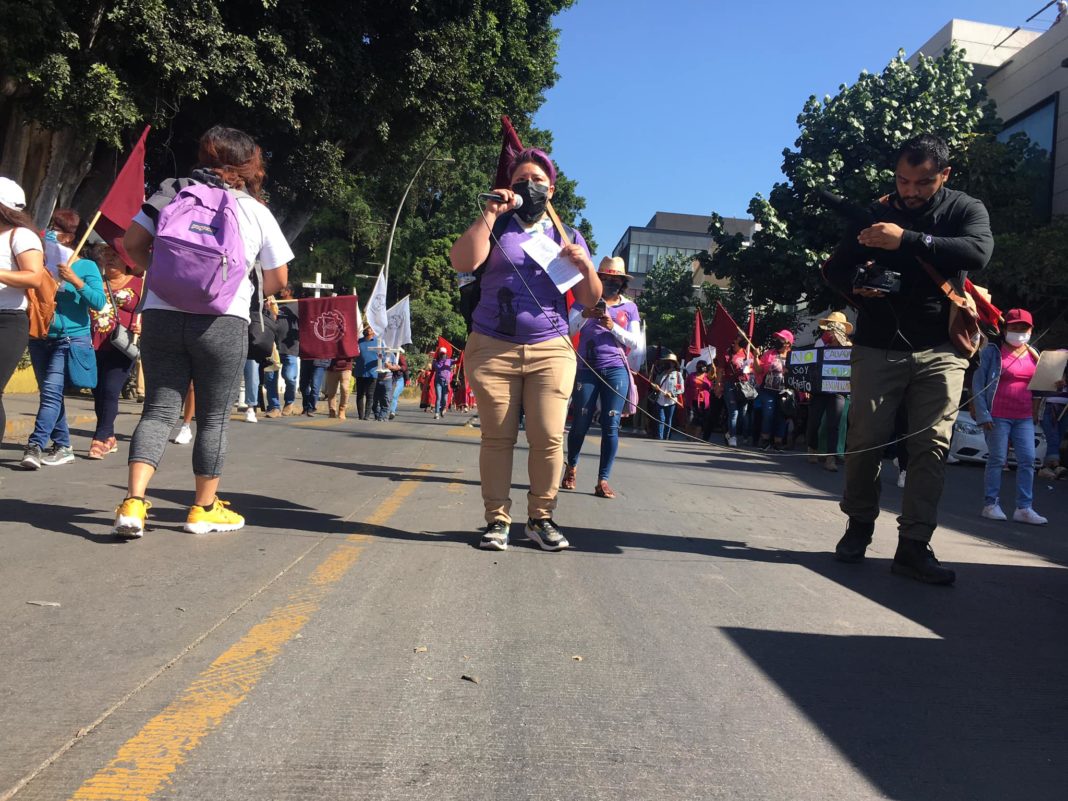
[113,126,293,539]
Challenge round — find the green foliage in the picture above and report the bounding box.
[700,46,1039,312]
[637,253,697,354]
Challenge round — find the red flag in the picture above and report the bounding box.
[434,337,455,358]
[707,302,743,371]
[298,296,361,360]
[966,279,1002,330]
[96,125,150,268]
[687,309,706,358]
[493,115,524,189]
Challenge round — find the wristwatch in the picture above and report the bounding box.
[923,234,933,248]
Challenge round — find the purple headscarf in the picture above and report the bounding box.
[509,147,557,185]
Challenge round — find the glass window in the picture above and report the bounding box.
[998,97,1056,223]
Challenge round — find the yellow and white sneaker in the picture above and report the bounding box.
[184,498,245,534]
[114,497,151,539]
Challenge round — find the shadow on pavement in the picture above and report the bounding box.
[0,500,118,544]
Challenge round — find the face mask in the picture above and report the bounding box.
[1005,331,1031,347]
[511,180,549,223]
[601,279,623,296]
[45,230,58,242]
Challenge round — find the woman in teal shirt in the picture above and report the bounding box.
[21,211,106,469]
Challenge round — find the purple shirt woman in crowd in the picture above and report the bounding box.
[561,256,642,499]
[431,347,454,419]
[450,147,602,552]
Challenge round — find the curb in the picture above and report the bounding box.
[4,413,98,442]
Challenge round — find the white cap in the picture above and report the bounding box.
[0,177,26,210]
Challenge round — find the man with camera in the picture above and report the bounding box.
[822,134,993,585]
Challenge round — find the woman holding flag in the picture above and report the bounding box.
[450,147,601,552]
[562,256,641,498]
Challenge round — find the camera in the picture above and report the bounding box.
[852,262,901,295]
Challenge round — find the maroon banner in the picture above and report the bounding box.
[298,296,361,360]
[96,125,150,268]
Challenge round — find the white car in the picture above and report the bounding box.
[949,411,1046,467]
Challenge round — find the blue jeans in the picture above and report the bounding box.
[299,360,326,413]
[724,383,753,441]
[266,354,299,410]
[1040,402,1068,465]
[758,387,787,441]
[373,373,393,420]
[243,358,261,407]
[984,417,1036,510]
[390,376,405,415]
[434,376,449,414]
[656,403,676,440]
[28,336,91,449]
[566,367,629,481]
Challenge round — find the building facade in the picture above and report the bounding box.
[611,212,756,295]
[914,16,1068,217]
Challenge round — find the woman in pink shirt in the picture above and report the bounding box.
[973,308,1046,525]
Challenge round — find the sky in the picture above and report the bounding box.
[534,0,1054,259]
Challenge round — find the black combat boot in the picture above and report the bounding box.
[890,538,956,585]
[834,518,875,563]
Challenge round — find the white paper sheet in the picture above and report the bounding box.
[1029,350,1068,392]
[520,232,583,294]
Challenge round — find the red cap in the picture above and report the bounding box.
[1004,308,1033,327]
[773,329,795,345]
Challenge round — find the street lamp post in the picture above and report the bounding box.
[382,144,454,301]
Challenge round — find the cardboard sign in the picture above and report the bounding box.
[787,347,852,394]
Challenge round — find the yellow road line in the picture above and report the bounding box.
[447,426,481,438]
[68,466,431,801]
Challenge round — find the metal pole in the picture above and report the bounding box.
[383,142,440,305]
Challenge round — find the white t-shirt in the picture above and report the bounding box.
[133,195,294,322]
[0,227,43,311]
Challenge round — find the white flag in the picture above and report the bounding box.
[364,267,388,336]
[383,295,413,349]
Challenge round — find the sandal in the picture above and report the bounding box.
[87,439,108,460]
[594,480,616,499]
[106,436,118,454]
[560,465,577,490]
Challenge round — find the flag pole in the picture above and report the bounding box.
[66,211,102,264]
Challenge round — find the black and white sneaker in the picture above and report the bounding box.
[20,444,42,470]
[480,520,510,551]
[525,518,569,551]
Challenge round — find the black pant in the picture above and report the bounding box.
[355,376,377,419]
[92,347,134,440]
[806,392,846,454]
[0,311,29,442]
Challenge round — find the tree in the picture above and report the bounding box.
[700,45,1041,313]
[637,253,697,356]
[0,0,577,236]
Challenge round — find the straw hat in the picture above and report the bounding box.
[662,352,678,363]
[597,256,627,277]
[817,311,854,335]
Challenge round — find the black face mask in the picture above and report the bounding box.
[601,279,623,296]
[511,180,549,223]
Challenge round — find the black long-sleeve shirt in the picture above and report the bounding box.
[822,187,993,351]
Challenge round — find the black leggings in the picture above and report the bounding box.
[92,348,134,440]
[0,311,29,443]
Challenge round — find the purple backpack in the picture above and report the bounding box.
[149,183,247,314]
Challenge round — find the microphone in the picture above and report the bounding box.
[478,192,523,208]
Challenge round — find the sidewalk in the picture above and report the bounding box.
[2,393,141,443]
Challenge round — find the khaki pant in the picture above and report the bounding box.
[841,344,967,542]
[465,331,577,525]
[323,369,353,414]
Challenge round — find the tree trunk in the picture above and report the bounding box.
[0,100,99,226]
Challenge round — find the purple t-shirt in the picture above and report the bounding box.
[472,217,590,344]
[432,357,454,383]
[574,299,640,371]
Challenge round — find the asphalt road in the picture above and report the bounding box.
[1,396,1066,801]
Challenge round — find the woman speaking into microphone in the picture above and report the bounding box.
[450,148,601,552]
